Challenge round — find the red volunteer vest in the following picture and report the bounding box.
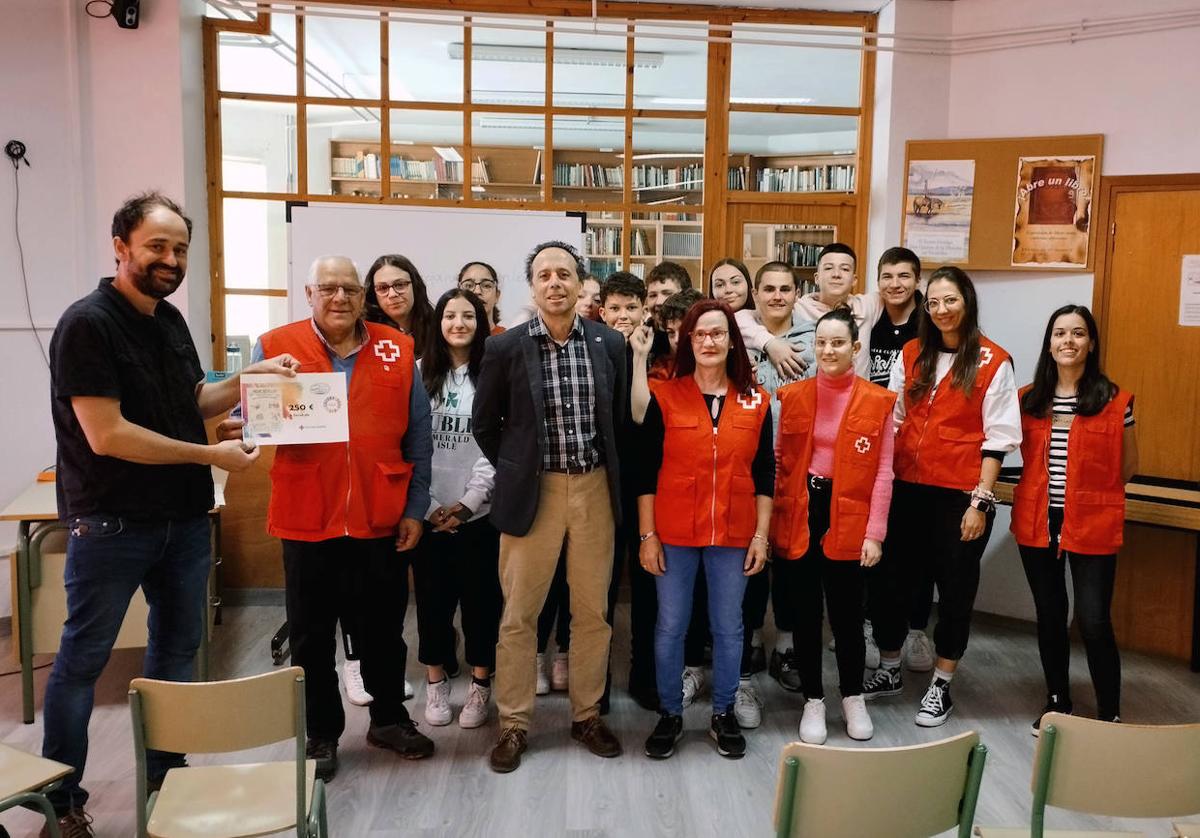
[260,320,415,542]
[772,377,896,561]
[653,377,770,548]
[1011,386,1131,554]
[893,336,1011,491]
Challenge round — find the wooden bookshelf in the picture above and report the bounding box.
[727,153,856,194]
[585,214,703,283]
[741,222,836,294]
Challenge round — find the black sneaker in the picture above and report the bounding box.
[862,666,903,700]
[769,649,803,693]
[644,713,684,759]
[1031,694,1073,737]
[914,679,953,727]
[367,719,435,759]
[306,737,339,782]
[710,708,746,759]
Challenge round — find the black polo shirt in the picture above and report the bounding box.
[50,277,213,520]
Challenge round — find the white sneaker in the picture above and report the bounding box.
[681,666,705,708]
[903,629,935,673]
[424,678,452,726]
[341,659,373,706]
[733,679,763,729]
[404,679,414,700]
[551,652,569,691]
[863,621,881,670]
[459,681,491,729]
[535,653,550,696]
[842,695,874,741]
[799,698,827,745]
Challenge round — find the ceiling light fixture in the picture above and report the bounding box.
[449,43,663,69]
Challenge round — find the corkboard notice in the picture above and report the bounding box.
[902,134,1103,272]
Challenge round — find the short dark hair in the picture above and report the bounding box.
[658,287,704,327]
[754,260,796,289]
[525,241,584,284]
[816,306,859,342]
[599,272,646,304]
[877,246,921,277]
[646,260,693,290]
[672,299,755,394]
[817,242,857,267]
[111,191,192,244]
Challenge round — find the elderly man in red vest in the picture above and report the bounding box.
[249,255,435,782]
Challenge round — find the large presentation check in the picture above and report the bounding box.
[240,372,349,445]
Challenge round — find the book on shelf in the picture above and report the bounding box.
[332,156,359,178]
[632,164,703,192]
[757,163,855,193]
[777,241,824,268]
[471,157,491,184]
[629,262,645,279]
[554,162,623,188]
[654,212,698,222]
[662,231,702,258]
[727,165,750,191]
[585,226,621,256]
[632,227,650,256]
[533,150,543,185]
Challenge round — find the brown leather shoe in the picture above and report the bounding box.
[39,808,95,838]
[571,716,623,758]
[489,726,528,773]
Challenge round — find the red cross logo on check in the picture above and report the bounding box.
[374,339,401,363]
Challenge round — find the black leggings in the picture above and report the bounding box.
[871,480,994,660]
[1018,509,1121,718]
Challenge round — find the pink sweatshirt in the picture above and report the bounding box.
[809,367,895,542]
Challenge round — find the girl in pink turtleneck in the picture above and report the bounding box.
[773,308,896,746]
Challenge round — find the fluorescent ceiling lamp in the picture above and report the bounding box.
[449,43,663,69]
[478,116,624,132]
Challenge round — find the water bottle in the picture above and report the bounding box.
[225,342,242,374]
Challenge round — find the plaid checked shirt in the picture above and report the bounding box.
[528,314,601,472]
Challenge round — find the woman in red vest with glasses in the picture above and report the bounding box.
[772,308,897,744]
[864,266,1021,727]
[1012,304,1137,734]
[636,299,773,761]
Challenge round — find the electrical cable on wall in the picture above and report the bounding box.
[5,140,49,369]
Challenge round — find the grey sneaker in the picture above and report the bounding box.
[862,666,903,700]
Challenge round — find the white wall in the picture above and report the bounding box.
[0,0,207,553]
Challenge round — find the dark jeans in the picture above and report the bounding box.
[536,547,571,653]
[1019,509,1121,718]
[410,517,503,670]
[283,536,412,741]
[793,484,866,698]
[43,514,210,814]
[871,480,994,660]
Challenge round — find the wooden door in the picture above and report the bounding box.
[1095,179,1200,661]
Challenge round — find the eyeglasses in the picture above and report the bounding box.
[310,284,364,299]
[691,329,729,345]
[374,280,412,297]
[924,296,962,312]
[459,279,497,292]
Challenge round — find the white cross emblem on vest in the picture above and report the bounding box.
[737,390,762,410]
[374,339,401,364]
[854,436,871,454]
[978,346,994,368]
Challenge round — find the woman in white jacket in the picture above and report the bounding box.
[410,288,500,729]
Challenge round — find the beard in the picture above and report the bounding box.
[130,261,185,299]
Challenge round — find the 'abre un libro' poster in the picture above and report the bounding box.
[1011,155,1095,268]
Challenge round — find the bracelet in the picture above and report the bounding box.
[639,531,657,542]
[969,496,995,513]
[970,485,997,503]
[751,533,769,544]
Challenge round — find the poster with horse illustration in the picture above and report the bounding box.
[1011,155,1095,267]
[903,159,976,264]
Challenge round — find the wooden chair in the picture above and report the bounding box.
[773,731,987,838]
[128,666,327,838]
[0,744,72,838]
[1174,823,1200,837]
[975,713,1200,838]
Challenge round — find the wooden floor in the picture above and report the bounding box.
[1,600,1198,837]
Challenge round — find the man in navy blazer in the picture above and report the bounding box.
[473,241,627,772]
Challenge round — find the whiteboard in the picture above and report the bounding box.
[287,203,586,326]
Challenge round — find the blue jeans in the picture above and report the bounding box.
[655,544,748,716]
[42,514,210,814]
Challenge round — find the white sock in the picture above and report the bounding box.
[933,667,954,685]
[739,675,751,685]
[880,654,901,671]
[775,631,794,654]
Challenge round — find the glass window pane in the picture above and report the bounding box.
[217,14,296,95]
[388,109,464,200]
[220,99,296,194]
[222,198,287,290]
[304,15,380,99]
[552,116,625,205]
[206,2,255,20]
[470,17,547,106]
[634,20,706,110]
[551,20,628,108]
[308,104,382,197]
[225,294,288,350]
[389,14,463,103]
[630,211,703,285]
[632,117,705,207]
[731,24,863,108]
[470,112,544,203]
[728,113,857,193]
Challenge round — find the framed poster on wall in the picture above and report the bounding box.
[1011,155,1096,268]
